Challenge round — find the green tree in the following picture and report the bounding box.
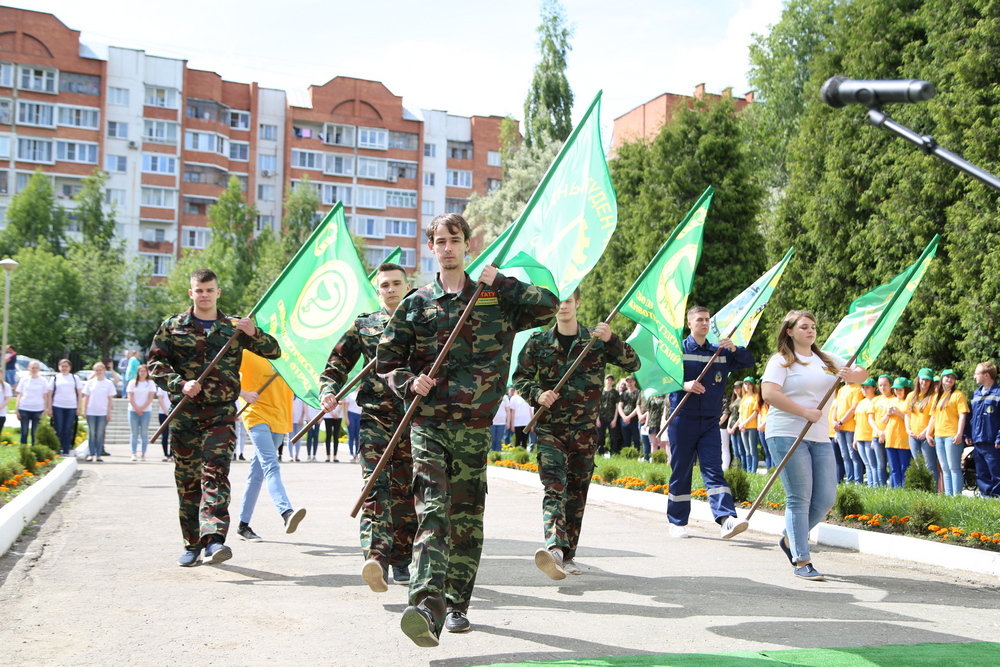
[282,176,320,258]
[243,228,287,309]
[66,242,143,361]
[204,176,258,314]
[523,0,574,148]
[73,169,117,251]
[0,170,66,256]
[7,244,80,356]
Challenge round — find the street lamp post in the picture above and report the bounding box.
[0,257,18,381]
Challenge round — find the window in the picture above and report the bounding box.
[61,184,83,200]
[0,136,8,158]
[145,87,178,108]
[259,124,278,141]
[487,150,502,167]
[355,216,384,239]
[0,172,8,195]
[446,170,472,188]
[399,248,416,267]
[230,142,249,161]
[448,142,472,160]
[258,154,277,172]
[292,125,315,139]
[142,153,177,174]
[324,123,354,146]
[356,186,385,209]
[446,198,467,214]
[108,87,129,106]
[257,184,276,201]
[256,215,274,232]
[185,131,227,155]
[388,131,419,151]
[229,111,250,130]
[236,174,248,192]
[421,200,434,216]
[144,120,179,144]
[17,137,54,163]
[141,187,176,208]
[386,190,417,208]
[423,172,435,187]
[386,218,417,237]
[183,164,228,186]
[20,67,57,93]
[0,63,12,88]
[358,127,387,150]
[15,172,31,193]
[388,160,418,180]
[59,73,101,96]
[321,184,352,206]
[186,98,224,120]
[421,257,435,273]
[487,178,502,192]
[108,121,128,138]
[357,157,386,180]
[424,143,436,158]
[106,189,126,206]
[183,199,208,216]
[57,105,100,129]
[106,155,127,172]
[17,101,55,127]
[182,227,211,249]
[56,141,98,164]
[0,100,9,124]
[324,153,353,176]
[144,228,167,243]
[140,253,172,277]
[291,149,322,170]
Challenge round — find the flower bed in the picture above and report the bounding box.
[0,437,61,510]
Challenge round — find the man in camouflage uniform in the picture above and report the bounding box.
[319,262,416,593]
[147,268,280,567]
[597,374,621,455]
[513,289,639,580]
[377,213,558,647]
[644,392,667,460]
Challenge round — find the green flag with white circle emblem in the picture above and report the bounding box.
[253,202,380,407]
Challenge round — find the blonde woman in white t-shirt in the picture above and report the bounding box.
[82,362,117,462]
[761,310,867,582]
[48,359,83,455]
[126,364,156,461]
[15,360,50,445]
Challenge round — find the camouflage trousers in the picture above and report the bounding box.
[359,418,417,567]
[409,422,489,625]
[536,424,598,560]
[170,402,236,547]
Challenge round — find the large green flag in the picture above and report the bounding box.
[254,202,380,407]
[627,325,683,399]
[616,187,712,387]
[822,236,939,367]
[369,246,402,288]
[708,247,795,348]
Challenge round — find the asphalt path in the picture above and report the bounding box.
[1,442,998,666]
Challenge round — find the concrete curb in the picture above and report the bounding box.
[0,457,78,556]
[487,465,1000,578]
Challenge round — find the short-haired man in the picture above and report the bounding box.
[378,213,558,646]
[597,374,621,456]
[617,376,643,451]
[968,362,1000,497]
[320,262,416,593]
[513,289,639,579]
[148,268,280,567]
[666,305,753,540]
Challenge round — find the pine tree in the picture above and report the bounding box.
[523,0,574,149]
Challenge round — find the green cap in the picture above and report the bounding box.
[933,375,941,382]
[940,368,956,378]
[917,368,934,380]
[891,377,910,390]
[879,374,892,381]
[861,377,877,387]
[742,376,756,384]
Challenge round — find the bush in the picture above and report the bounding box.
[650,449,668,464]
[487,450,503,463]
[619,446,640,460]
[0,460,18,483]
[36,419,60,451]
[908,495,943,531]
[833,484,865,519]
[31,444,56,463]
[18,445,37,472]
[904,454,936,493]
[601,465,620,483]
[646,470,667,486]
[724,466,752,503]
[510,447,530,465]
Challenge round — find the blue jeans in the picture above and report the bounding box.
[855,440,876,487]
[490,424,506,451]
[86,415,107,457]
[239,424,293,523]
[936,435,964,496]
[5,369,15,387]
[620,419,640,451]
[768,436,837,565]
[836,430,865,484]
[759,430,773,468]
[908,436,938,486]
[289,424,303,459]
[19,409,42,444]
[886,448,912,488]
[347,411,361,456]
[52,406,77,454]
[640,433,651,459]
[741,428,759,472]
[129,410,152,454]
[871,439,888,487]
[306,424,320,456]
[158,413,171,457]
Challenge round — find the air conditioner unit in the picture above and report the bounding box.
[128,140,138,149]
[386,174,397,183]
[261,169,273,177]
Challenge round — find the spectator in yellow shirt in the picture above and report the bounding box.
[880,377,912,488]
[927,369,970,496]
[737,378,760,472]
[832,380,865,484]
[853,378,878,487]
[906,368,937,486]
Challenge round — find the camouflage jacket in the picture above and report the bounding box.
[645,394,666,431]
[147,308,280,407]
[377,271,558,429]
[599,388,620,421]
[513,324,640,429]
[319,309,403,425]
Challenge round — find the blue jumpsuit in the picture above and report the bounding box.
[969,382,1000,498]
[666,335,753,526]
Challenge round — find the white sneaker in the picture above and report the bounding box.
[721,516,749,539]
[562,558,582,575]
[130,454,136,461]
[534,547,567,580]
[669,524,690,539]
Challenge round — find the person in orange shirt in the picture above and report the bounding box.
[853,378,878,487]
[927,369,970,496]
[868,375,893,487]
[757,396,772,468]
[906,368,937,486]
[880,377,912,488]
[832,379,865,484]
[737,378,760,472]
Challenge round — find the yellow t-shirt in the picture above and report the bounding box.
[931,390,970,438]
[854,397,874,441]
[880,396,909,450]
[239,350,293,433]
[739,394,758,430]
[907,392,934,434]
[834,384,864,431]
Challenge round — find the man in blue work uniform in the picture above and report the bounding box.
[967,362,1000,497]
[666,306,753,539]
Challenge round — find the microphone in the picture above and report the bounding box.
[820,76,936,108]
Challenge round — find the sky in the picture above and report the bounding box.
[16,0,785,128]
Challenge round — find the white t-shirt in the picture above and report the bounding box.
[126,379,157,413]
[293,397,320,423]
[83,378,117,416]
[761,351,848,442]
[15,376,49,411]
[344,389,362,415]
[509,394,532,427]
[0,381,12,406]
[156,387,171,415]
[493,394,511,426]
[49,374,81,409]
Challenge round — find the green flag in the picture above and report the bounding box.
[822,236,939,367]
[708,247,794,348]
[369,246,402,287]
[468,91,617,300]
[254,202,380,407]
[627,325,683,399]
[616,187,712,387]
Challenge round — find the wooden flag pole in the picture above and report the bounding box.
[290,358,376,445]
[234,373,278,419]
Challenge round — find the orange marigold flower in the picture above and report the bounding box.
[928,525,940,532]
